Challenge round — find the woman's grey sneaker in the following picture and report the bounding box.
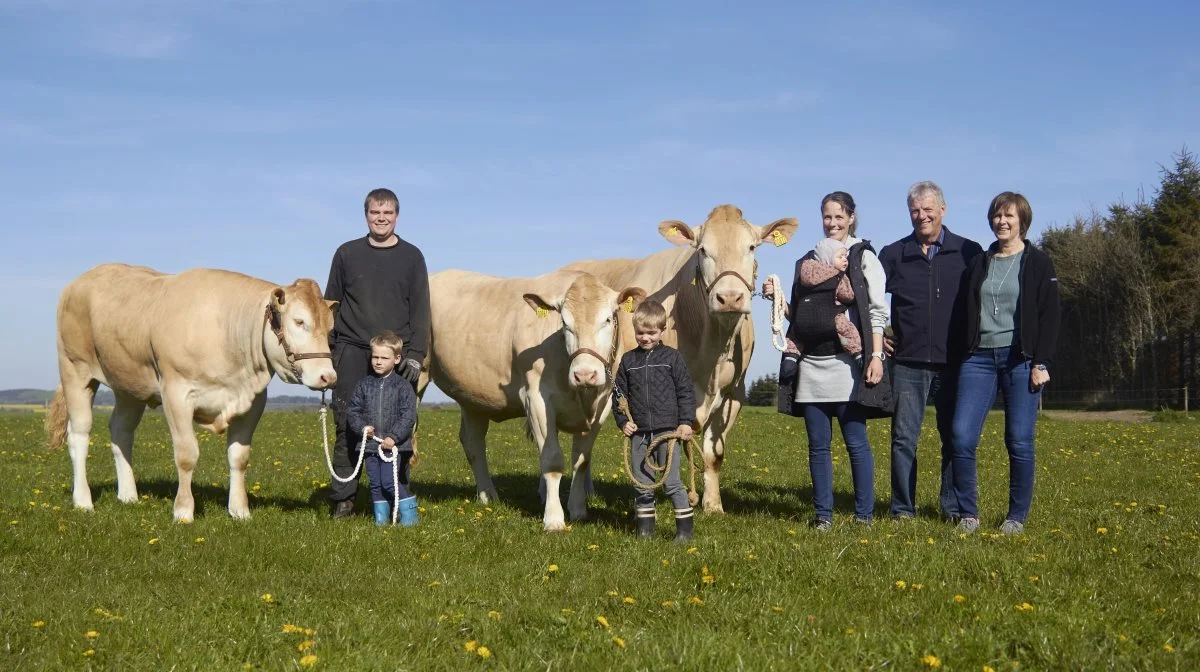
[999,520,1025,535]
[956,517,981,534]
[811,518,833,532]
[854,516,873,526]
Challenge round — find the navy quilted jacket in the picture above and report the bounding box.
[347,371,418,452]
[611,344,696,432]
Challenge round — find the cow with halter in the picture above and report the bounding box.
[47,263,338,522]
[565,204,797,513]
[416,269,645,531]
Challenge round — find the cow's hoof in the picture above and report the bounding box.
[477,490,499,506]
[228,508,251,520]
[117,491,138,504]
[543,519,567,532]
[174,512,195,524]
[702,501,725,514]
[73,501,94,512]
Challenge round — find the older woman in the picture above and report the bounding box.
[951,192,1060,535]
[763,191,889,529]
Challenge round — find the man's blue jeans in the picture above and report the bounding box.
[890,361,958,518]
[802,402,874,521]
[950,346,1041,523]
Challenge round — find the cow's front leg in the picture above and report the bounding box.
[700,396,740,514]
[522,388,565,532]
[162,387,201,523]
[109,392,146,504]
[567,430,600,522]
[225,392,266,519]
[459,410,497,504]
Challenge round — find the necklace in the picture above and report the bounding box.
[989,253,1019,317]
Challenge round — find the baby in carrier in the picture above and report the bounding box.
[786,238,862,357]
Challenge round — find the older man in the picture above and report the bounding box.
[878,181,983,520]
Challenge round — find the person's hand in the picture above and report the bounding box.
[677,424,694,442]
[622,421,638,437]
[1030,366,1050,392]
[399,358,422,383]
[761,277,776,300]
[865,356,883,385]
[882,336,895,356]
[363,425,375,439]
[381,436,396,450]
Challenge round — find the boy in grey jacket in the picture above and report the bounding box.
[611,299,697,541]
[347,331,419,526]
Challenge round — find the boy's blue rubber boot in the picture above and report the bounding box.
[373,500,391,527]
[398,496,419,527]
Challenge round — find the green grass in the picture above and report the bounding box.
[2,408,1197,670]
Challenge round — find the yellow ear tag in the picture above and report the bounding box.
[669,226,680,237]
[535,306,549,319]
[771,230,787,247]
[691,277,697,286]
[621,296,634,313]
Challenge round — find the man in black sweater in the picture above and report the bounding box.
[324,188,431,518]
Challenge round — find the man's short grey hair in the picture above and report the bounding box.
[907,181,946,207]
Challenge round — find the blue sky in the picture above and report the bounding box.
[1,0,1197,403]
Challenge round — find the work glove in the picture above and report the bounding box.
[399,358,422,383]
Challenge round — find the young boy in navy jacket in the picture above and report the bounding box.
[611,299,697,541]
[347,331,419,526]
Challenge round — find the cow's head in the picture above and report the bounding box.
[266,278,338,390]
[659,205,797,314]
[524,274,647,389]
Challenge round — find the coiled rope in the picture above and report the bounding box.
[616,394,701,507]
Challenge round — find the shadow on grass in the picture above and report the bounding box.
[719,479,895,521]
[89,480,315,518]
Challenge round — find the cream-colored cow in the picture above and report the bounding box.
[417,269,644,531]
[46,263,338,522]
[566,204,797,513]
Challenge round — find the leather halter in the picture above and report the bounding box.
[696,258,759,296]
[566,312,621,383]
[264,305,333,379]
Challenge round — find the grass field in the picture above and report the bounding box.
[2,407,1197,670]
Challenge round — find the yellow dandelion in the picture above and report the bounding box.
[895,580,907,590]
[464,640,478,652]
[926,537,935,545]
[299,654,317,667]
[1118,634,1128,642]
[983,667,997,672]
[85,630,99,639]
[587,544,599,551]
[622,596,636,605]
[771,606,784,613]
[844,627,857,635]
[148,538,159,545]
[455,528,465,534]
[547,564,559,573]
[428,581,441,588]
[912,583,924,590]
[83,649,95,657]
[1096,527,1108,534]
[921,654,942,668]
[661,600,676,608]
[660,559,670,567]
[297,640,315,652]
[1164,643,1176,653]
[1029,575,1039,583]
[260,593,274,604]
[595,615,610,629]
[488,610,501,621]
[954,595,966,604]
[687,596,704,606]
[194,537,205,543]
[477,646,492,659]
[1015,602,1035,612]
[612,636,626,648]
[32,620,45,628]
[686,546,698,554]
[10,520,19,526]
[304,628,316,637]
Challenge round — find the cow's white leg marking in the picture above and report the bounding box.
[225,392,266,520]
[459,410,497,504]
[66,383,97,511]
[700,396,739,514]
[109,392,146,504]
[567,429,599,522]
[162,386,200,523]
[524,388,566,532]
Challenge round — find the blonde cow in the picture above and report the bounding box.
[417,270,644,531]
[566,204,797,513]
[47,263,338,522]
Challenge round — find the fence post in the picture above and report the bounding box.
[1186,385,1189,416]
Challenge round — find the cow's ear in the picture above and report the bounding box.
[271,287,286,308]
[325,299,339,315]
[757,217,798,248]
[522,293,560,318]
[616,287,647,314]
[658,220,697,247]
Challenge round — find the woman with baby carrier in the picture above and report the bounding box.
[762,191,891,530]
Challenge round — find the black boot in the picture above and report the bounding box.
[331,498,356,519]
[674,507,694,543]
[635,507,656,540]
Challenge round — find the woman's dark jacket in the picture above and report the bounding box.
[960,240,1061,368]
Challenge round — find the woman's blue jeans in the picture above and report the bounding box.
[802,402,874,521]
[950,346,1041,523]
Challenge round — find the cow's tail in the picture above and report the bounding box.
[45,386,68,450]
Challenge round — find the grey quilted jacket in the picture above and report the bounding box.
[611,344,696,432]
[347,371,417,452]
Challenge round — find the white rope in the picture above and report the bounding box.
[318,396,403,525]
[765,273,788,352]
[377,442,401,525]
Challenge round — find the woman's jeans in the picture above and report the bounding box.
[802,402,874,521]
[950,346,1041,523]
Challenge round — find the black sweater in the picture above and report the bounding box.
[325,236,431,362]
[961,241,1061,368]
[611,344,696,432]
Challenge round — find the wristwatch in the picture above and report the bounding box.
[872,351,886,361]
[1035,364,1048,372]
